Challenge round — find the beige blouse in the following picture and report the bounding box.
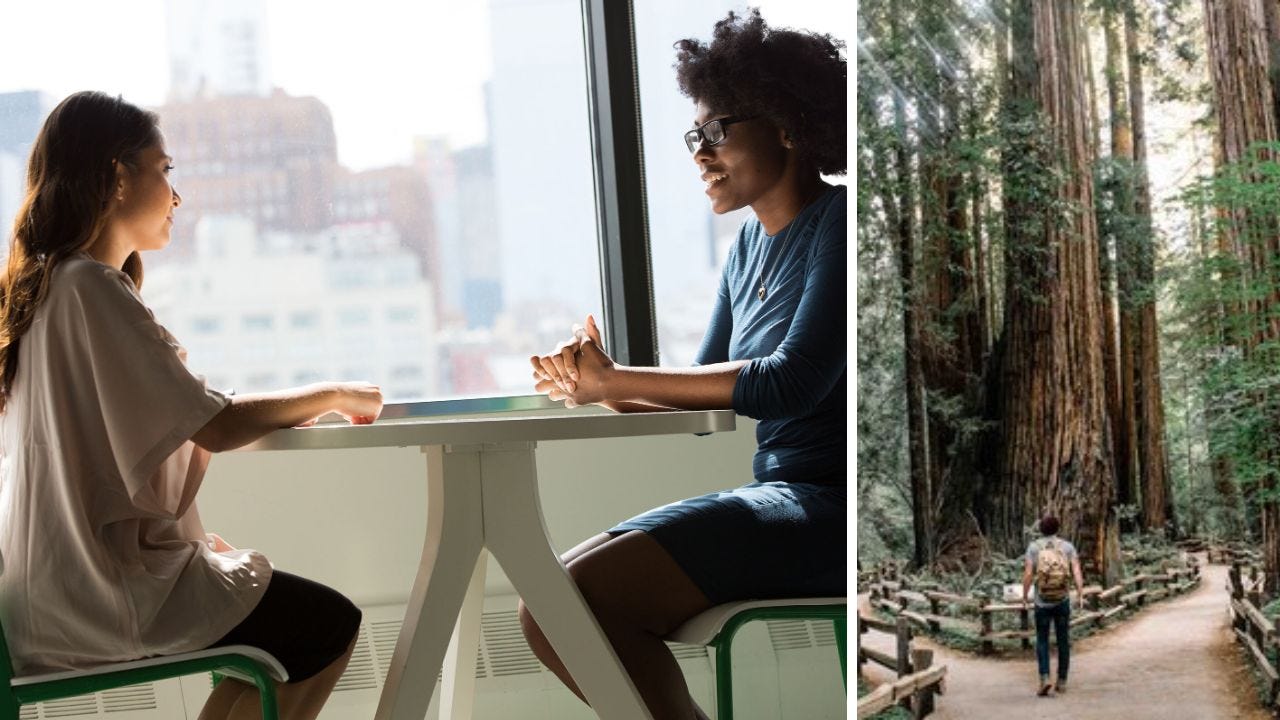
[0,253,271,675]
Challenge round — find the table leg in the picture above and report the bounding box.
[441,549,488,720]
[479,444,654,720]
[376,446,485,720]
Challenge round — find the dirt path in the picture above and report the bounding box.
[859,558,1271,720]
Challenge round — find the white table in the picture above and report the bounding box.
[241,406,736,720]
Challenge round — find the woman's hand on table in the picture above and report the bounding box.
[332,381,384,425]
[530,314,615,407]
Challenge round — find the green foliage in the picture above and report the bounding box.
[998,105,1070,306]
[1095,156,1159,309]
[857,0,1006,562]
[856,72,912,563]
[1147,0,1211,106]
[1173,145,1280,526]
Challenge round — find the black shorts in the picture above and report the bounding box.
[208,570,362,684]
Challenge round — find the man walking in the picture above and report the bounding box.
[1021,514,1086,696]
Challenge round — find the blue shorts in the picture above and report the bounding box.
[608,481,847,604]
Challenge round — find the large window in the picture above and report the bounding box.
[0,0,603,402]
[634,2,850,366]
[0,1,849,401]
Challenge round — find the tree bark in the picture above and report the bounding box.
[1102,4,1139,523]
[883,8,934,570]
[1203,0,1280,590]
[1125,0,1175,536]
[918,0,984,564]
[991,0,1120,583]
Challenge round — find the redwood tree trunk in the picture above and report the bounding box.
[921,0,992,564]
[1102,4,1139,521]
[1125,0,1175,536]
[1203,0,1280,590]
[991,0,1120,583]
[884,9,934,570]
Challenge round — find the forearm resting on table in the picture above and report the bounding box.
[600,361,748,411]
[193,384,343,452]
[598,400,677,413]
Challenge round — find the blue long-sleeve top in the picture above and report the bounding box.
[695,184,846,485]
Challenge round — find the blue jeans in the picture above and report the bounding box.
[1034,599,1070,680]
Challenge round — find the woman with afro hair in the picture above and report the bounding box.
[523,9,846,718]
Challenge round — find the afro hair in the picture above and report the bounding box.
[674,8,846,176]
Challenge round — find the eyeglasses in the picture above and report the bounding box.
[683,115,756,154]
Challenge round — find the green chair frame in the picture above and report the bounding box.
[670,599,847,720]
[0,620,284,720]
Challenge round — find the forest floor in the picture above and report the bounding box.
[857,555,1273,720]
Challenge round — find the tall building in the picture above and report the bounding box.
[166,0,272,100]
[414,136,463,319]
[335,164,442,315]
[159,91,339,244]
[414,137,504,330]
[145,215,438,401]
[453,144,503,329]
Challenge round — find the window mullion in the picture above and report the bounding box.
[581,0,657,367]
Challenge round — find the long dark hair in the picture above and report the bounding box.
[0,91,160,409]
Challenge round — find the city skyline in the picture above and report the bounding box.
[0,1,846,171]
[0,0,849,398]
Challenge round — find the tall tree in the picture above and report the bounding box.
[989,0,1121,582]
[917,0,988,563]
[1125,0,1176,535]
[1202,0,1280,590]
[877,6,935,569]
[1101,1,1139,523]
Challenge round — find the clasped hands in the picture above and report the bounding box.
[529,314,614,408]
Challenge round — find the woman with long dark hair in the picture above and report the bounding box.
[521,10,846,718]
[0,91,382,720]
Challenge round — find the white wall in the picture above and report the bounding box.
[196,408,760,603]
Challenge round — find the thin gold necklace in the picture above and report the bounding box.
[756,186,822,302]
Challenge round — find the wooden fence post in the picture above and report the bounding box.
[895,616,912,677]
[910,648,936,719]
[1230,565,1246,633]
[980,601,993,655]
[1249,587,1265,650]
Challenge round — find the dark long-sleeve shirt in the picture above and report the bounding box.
[694,185,847,484]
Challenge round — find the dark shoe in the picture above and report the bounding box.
[1038,682,1053,697]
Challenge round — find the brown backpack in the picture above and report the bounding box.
[1035,539,1071,602]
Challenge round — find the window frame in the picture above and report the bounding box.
[582,0,659,368]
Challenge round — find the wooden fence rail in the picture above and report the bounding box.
[1227,562,1280,707]
[866,560,1201,654]
[856,612,947,719]
[1209,543,1260,565]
